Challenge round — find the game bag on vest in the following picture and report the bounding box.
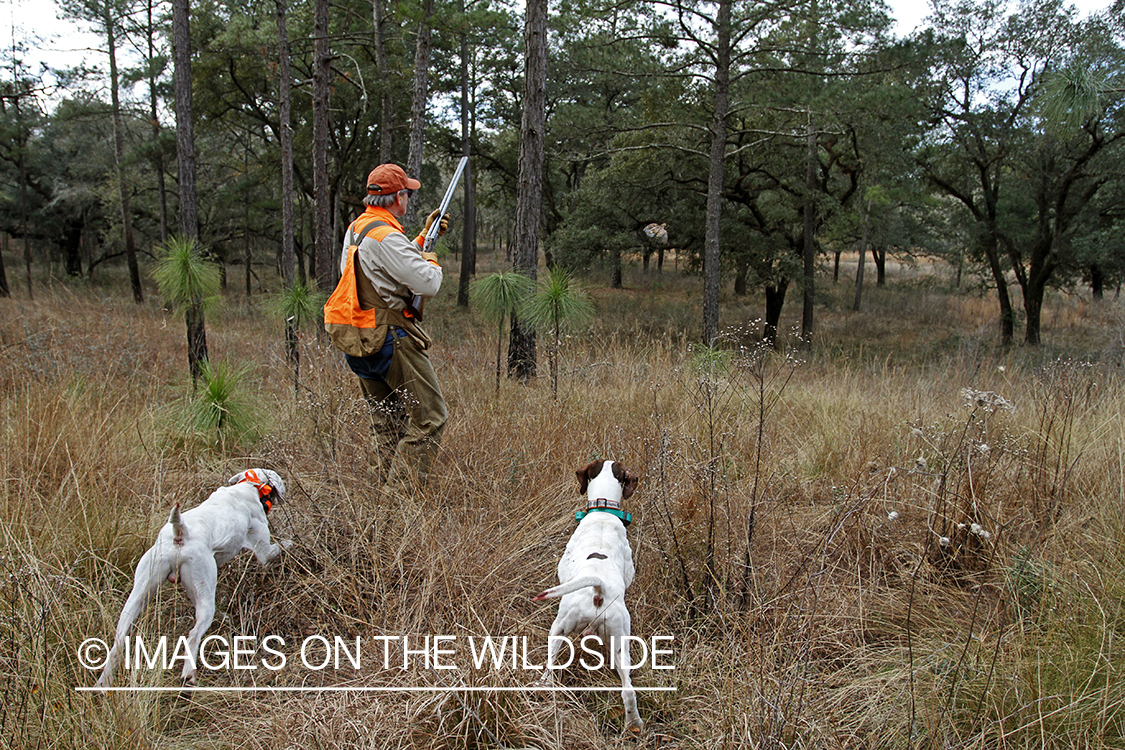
[324,218,432,357]
[323,220,386,357]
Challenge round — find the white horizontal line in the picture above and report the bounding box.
[76,685,677,693]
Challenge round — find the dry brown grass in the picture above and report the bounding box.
[2,258,1125,749]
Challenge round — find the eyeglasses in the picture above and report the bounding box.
[402,189,414,199]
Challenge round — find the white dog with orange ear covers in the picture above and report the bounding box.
[95,469,291,689]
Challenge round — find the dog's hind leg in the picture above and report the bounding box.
[613,627,643,733]
[540,617,576,683]
[177,554,218,686]
[95,550,172,689]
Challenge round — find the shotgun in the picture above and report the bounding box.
[407,156,469,321]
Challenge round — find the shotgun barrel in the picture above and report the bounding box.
[423,156,469,254]
[408,156,469,320]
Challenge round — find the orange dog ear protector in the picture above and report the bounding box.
[239,470,274,511]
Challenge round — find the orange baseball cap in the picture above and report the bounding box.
[366,164,421,195]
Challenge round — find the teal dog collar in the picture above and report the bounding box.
[575,497,632,527]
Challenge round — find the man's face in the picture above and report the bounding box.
[388,189,409,218]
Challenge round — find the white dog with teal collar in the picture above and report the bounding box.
[533,459,642,732]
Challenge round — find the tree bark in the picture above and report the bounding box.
[373,0,394,162]
[186,305,208,382]
[172,0,198,241]
[276,0,296,288]
[172,0,207,383]
[508,0,547,382]
[147,0,168,244]
[801,116,816,346]
[244,132,253,297]
[456,0,476,308]
[312,0,334,291]
[853,198,871,312]
[701,0,731,347]
[763,278,788,348]
[1091,264,1104,300]
[63,223,82,277]
[734,257,748,296]
[104,0,143,303]
[405,0,434,228]
[0,232,9,297]
[15,90,31,299]
[1024,286,1044,345]
[1021,230,1059,345]
[982,234,1015,345]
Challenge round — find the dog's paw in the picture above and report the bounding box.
[625,717,644,734]
[280,539,295,552]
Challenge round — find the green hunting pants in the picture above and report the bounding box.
[357,334,448,489]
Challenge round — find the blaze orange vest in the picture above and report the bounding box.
[323,216,426,357]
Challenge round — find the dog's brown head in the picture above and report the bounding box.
[576,459,638,500]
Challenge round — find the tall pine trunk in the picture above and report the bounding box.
[147,0,168,244]
[172,0,207,383]
[405,0,434,228]
[172,0,198,241]
[277,0,300,386]
[508,0,547,382]
[373,0,394,162]
[105,2,143,304]
[312,0,334,291]
[276,0,296,287]
[0,232,9,297]
[456,0,476,309]
[853,198,871,312]
[800,1,822,348]
[15,90,31,299]
[701,0,731,347]
[801,116,816,346]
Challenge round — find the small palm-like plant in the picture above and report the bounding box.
[520,266,595,398]
[268,279,327,393]
[153,236,221,386]
[470,271,535,392]
[187,359,258,451]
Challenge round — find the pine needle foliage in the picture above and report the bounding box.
[153,235,220,385]
[519,265,595,397]
[268,279,327,329]
[1042,65,1107,131]
[470,271,534,392]
[185,359,258,451]
[152,235,221,312]
[268,279,327,393]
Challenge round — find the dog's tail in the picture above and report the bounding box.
[532,575,604,602]
[169,503,185,546]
